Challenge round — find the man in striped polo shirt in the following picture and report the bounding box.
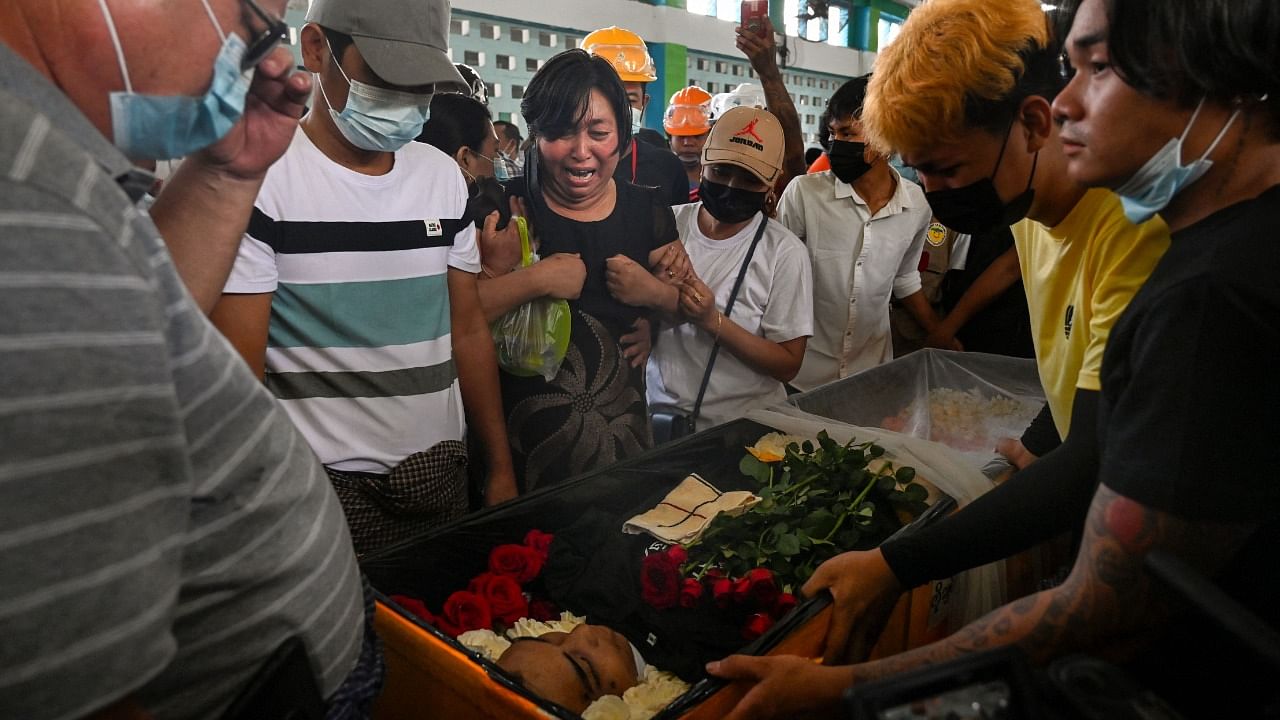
[212,0,518,555]
[0,0,372,718]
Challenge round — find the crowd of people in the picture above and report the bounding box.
[0,0,1275,717]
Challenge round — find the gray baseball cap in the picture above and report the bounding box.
[306,0,467,90]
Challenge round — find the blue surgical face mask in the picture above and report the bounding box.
[1114,98,1240,224]
[98,0,251,160]
[631,105,645,134]
[319,40,433,153]
[492,152,518,182]
[466,149,513,183]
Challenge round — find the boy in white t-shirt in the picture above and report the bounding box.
[647,107,813,432]
[212,0,516,554]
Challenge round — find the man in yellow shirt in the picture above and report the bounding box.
[1013,187,1167,442]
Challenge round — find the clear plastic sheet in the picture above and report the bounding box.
[747,407,1007,629]
[789,350,1045,474]
[780,350,1047,626]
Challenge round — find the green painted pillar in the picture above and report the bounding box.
[769,1,785,35]
[648,42,689,131]
[867,7,881,52]
[848,5,872,51]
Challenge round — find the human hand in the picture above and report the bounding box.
[801,549,904,664]
[706,654,849,720]
[996,437,1039,470]
[607,254,665,307]
[736,16,779,78]
[678,274,718,329]
[192,47,311,182]
[484,468,519,506]
[480,210,523,275]
[651,241,692,285]
[535,253,587,300]
[620,317,652,368]
[923,326,964,352]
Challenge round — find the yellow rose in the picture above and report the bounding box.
[746,432,807,463]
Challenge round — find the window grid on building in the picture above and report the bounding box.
[443,9,853,141]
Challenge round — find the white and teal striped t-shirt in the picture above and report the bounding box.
[225,127,480,473]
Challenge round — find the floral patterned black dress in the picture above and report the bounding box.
[502,181,678,491]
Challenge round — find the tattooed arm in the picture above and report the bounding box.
[708,484,1258,720]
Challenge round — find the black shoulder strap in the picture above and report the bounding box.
[689,215,769,431]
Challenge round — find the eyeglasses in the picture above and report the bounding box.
[239,0,290,71]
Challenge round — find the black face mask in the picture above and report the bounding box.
[828,140,874,185]
[923,125,1038,235]
[699,178,765,224]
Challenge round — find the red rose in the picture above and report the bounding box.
[710,577,735,608]
[640,552,681,609]
[443,590,492,634]
[489,543,544,583]
[733,576,753,604]
[678,577,703,608]
[524,529,555,560]
[744,568,780,609]
[773,592,798,618]
[469,572,529,626]
[665,545,688,566]
[528,598,559,622]
[742,612,775,641]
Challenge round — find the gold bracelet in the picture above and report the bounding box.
[714,311,724,342]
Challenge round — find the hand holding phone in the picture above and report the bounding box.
[741,0,769,38]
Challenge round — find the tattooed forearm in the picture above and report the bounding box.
[848,485,1257,685]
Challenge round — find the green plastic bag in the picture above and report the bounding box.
[491,216,571,381]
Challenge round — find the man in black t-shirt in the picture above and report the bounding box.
[615,132,689,207]
[581,26,690,206]
[705,1,1280,717]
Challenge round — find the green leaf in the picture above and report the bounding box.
[895,466,917,484]
[802,508,836,532]
[904,483,928,502]
[868,444,885,458]
[818,433,838,453]
[776,533,802,556]
[876,475,897,493]
[740,453,774,485]
[801,440,814,454]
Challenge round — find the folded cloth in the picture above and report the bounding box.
[622,474,759,544]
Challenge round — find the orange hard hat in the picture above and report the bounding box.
[663,86,714,136]
[582,26,657,83]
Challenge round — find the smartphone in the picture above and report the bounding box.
[741,0,769,38]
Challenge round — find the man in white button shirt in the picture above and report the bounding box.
[777,75,945,390]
